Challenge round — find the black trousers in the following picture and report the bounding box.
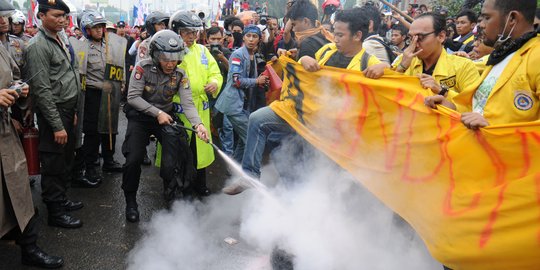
[37,107,76,203]
[190,133,207,191]
[121,113,194,195]
[82,87,116,168]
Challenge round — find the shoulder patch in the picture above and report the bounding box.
[231,57,241,66]
[134,66,144,80]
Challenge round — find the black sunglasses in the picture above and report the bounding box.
[407,31,436,42]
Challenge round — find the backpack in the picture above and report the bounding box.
[365,35,397,63]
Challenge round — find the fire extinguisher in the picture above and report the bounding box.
[22,127,40,176]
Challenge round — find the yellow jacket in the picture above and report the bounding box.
[315,43,381,70]
[453,35,540,125]
[473,55,489,75]
[393,49,480,99]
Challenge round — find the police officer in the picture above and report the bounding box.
[136,11,169,63]
[80,11,123,183]
[123,30,209,222]
[0,1,64,268]
[25,0,83,229]
[9,10,31,45]
[0,11,24,68]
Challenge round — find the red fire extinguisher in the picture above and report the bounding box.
[22,127,40,176]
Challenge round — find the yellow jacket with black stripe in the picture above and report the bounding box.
[314,43,381,71]
[453,35,540,125]
[393,49,480,99]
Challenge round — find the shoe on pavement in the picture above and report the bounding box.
[21,244,64,269]
[222,181,249,195]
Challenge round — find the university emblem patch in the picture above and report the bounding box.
[514,92,533,111]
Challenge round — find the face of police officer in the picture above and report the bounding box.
[408,16,446,60]
[456,15,475,36]
[39,9,66,33]
[87,25,104,41]
[179,28,198,47]
[154,22,166,32]
[11,23,24,35]
[0,15,9,34]
[243,32,260,51]
[333,21,362,57]
[159,60,177,74]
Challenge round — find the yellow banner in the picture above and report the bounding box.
[270,57,540,270]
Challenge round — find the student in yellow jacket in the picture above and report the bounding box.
[156,11,223,196]
[426,0,540,129]
[393,13,480,100]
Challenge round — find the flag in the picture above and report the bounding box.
[270,56,540,270]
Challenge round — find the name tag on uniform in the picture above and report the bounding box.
[440,76,456,89]
[105,64,124,82]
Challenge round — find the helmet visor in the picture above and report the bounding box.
[158,51,184,62]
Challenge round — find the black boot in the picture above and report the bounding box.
[47,202,83,229]
[84,166,103,183]
[21,244,64,269]
[60,199,84,211]
[72,169,101,188]
[125,192,139,223]
[102,158,123,172]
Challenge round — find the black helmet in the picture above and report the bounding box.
[0,0,15,18]
[169,10,203,33]
[149,29,187,66]
[77,9,96,28]
[145,11,169,36]
[80,10,107,37]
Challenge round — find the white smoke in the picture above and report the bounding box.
[127,139,441,270]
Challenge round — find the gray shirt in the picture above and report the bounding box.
[86,40,106,89]
[127,59,202,126]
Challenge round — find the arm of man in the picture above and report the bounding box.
[452,58,481,99]
[177,74,202,127]
[230,55,257,89]
[25,43,64,132]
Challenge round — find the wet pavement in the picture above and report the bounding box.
[0,113,234,270]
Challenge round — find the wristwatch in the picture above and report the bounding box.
[438,85,449,97]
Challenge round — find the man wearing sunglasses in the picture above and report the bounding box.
[394,12,480,99]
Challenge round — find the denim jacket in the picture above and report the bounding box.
[214,46,258,115]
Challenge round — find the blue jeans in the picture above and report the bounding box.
[241,107,295,178]
[225,109,249,162]
[219,115,234,156]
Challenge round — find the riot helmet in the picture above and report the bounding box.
[80,10,106,38]
[149,29,187,67]
[144,11,169,36]
[0,0,15,18]
[10,10,25,24]
[169,10,203,34]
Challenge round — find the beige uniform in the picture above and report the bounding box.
[85,40,106,89]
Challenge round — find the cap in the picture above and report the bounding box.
[106,21,115,29]
[37,0,70,14]
[116,20,126,27]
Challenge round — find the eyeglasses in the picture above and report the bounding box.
[408,31,435,42]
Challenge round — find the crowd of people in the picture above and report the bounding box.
[0,0,539,268]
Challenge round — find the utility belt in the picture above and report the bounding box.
[86,85,102,91]
[123,103,177,123]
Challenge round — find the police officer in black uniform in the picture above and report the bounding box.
[123,30,209,222]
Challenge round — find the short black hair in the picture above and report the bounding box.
[334,7,370,41]
[415,12,447,35]
[456,9,478,23]
[224,16,241,31]
[493,0,537,24]
[391,24,408,36]
[285,0,318,26]
[361,4,381,32]
[206,26,223,38]
[230,20,244,30]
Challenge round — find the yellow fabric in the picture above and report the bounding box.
[453,36,540,125]
[156,44,223,169]
[270,56,540,270]
[314,43,381,69]
[473,55,489,74]
[393,49,480,100]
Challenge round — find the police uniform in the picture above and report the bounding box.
[25,0,83,229]
[2,34,25,68]
[82,40,115,173]
[123,58,202,205]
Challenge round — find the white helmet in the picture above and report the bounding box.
[10,10,26,25]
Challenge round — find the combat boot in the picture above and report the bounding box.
[21,244,64,269]
[125,192,139,223]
